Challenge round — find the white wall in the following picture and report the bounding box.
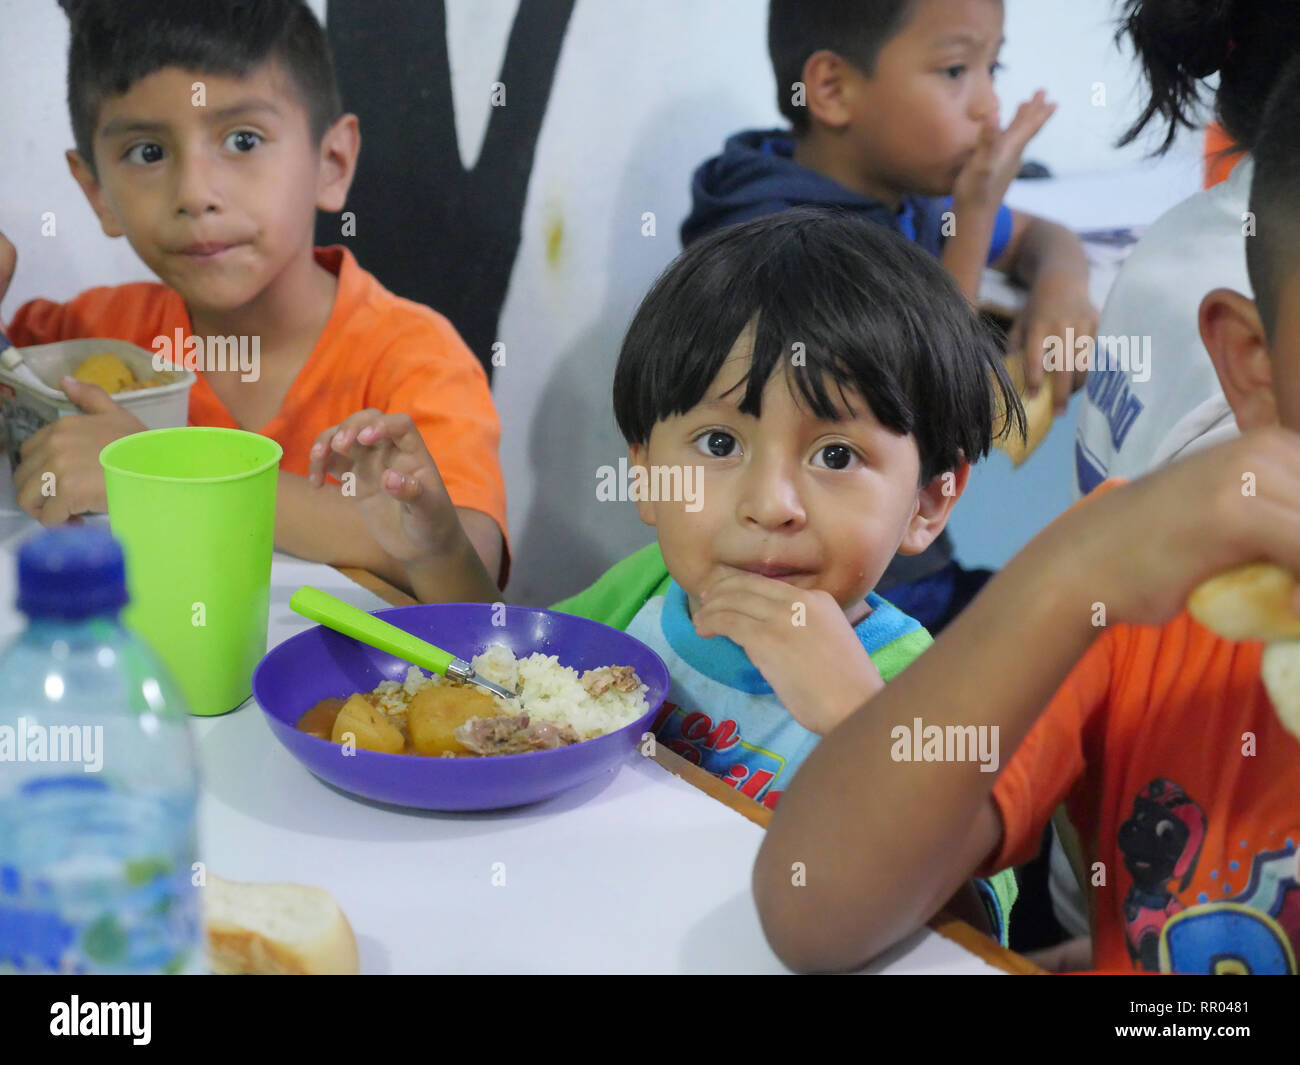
[0,0,1202,605]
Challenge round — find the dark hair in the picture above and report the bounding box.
[768,0,915,134]
[1246,56,1300,343]
[613,207,1023,484]
[1116,0,1300,154]
[59,0,342,174]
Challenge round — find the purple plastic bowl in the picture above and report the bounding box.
[251,603,671,811]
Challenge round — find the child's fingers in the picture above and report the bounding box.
[1003,91,1054,154]
[701,570,800,604]
[374,413,425,453]
[383,467,426,502]
[309,449,359,488]
[321,408,389,454]
[1022,320,1049,395]
[693,605,762,643]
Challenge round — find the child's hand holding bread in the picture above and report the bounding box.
[1050,429,1300,632]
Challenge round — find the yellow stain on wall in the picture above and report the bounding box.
[545,213,564,269]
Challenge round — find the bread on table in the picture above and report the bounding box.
[203,874,360,975]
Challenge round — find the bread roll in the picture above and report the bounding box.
[1187,563,1300,642]
[993,353,1054,468]
[1261,642,1300,741]
[203,874,360,975]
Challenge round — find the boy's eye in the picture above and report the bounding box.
[812,444,857,471]
[224,130,262,153]
[124,142,164,165]
[989,61,1004,77]
[943,65,966,80]
[695,430,739,458]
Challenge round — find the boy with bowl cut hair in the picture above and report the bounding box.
[0,0,507,597]
[753,58,1300,974]
[308,208,1025,940]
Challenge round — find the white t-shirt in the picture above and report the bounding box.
[1073,157,1253,498]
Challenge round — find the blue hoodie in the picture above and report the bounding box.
[681,128,1013,261]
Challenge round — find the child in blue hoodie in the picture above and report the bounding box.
[683,0,1096,632]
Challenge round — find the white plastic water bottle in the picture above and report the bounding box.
[0,527,200,973]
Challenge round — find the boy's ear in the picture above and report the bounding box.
[627,443,657,527]
[800,50,857,131]
[66,150,125,239]
[316,113,360,213]
[1199,287,1276,432]
[897,461,969,556]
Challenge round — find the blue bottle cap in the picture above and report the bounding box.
[17,526,128,619]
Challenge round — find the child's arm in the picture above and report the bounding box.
[942,91,1055,304]
[753,429,1300,972]
[274,471,500,601]
[300,410,501,603]
[991,211,1097,415]
[942,92,1096,415]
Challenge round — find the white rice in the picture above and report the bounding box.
[369,645,648,739]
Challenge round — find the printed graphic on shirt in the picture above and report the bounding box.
[652,702,786,809]
[1117,777,1300,973]
[1077,369,1147,494]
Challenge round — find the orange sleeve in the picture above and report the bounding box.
[978,625,1115,874]
[365,315,509,576]
[6,284,173,347]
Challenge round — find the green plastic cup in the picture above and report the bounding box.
[100,427,282,717]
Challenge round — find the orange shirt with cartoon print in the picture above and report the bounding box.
[983,486,1300,973]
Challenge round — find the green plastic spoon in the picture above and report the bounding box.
[288,585,518,700]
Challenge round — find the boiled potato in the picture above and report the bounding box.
[407,685,499,756]
[330,694,404,754]
[72,352,136,394]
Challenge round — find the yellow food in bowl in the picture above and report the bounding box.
[69,352,169,395]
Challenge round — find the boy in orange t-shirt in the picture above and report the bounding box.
[0,0,506,596]
[754,57,1300,974]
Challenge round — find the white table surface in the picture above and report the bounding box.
[0,463,1002,974]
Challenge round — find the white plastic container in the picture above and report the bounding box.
[0,339,195,470]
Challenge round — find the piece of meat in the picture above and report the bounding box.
[454,714,580,755]
[580,665,640,698]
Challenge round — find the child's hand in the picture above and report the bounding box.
[951,90,1055,213]
[1010,272,1099,415]
[1058,428,1300,629]
[13,377,145,524]
[307,410,461,566]
[692,573,884,735]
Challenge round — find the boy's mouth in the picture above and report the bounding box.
[735,561,815,581]
[177,241,242,260]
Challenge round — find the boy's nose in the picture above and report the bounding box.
[970,77,999,125]
[173,153,222,217]
[737,462,807,531]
